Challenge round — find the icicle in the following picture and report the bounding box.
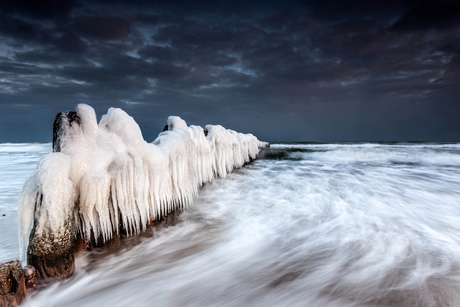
[18,104,268,255]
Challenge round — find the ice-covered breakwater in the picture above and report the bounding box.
[18,104,267,281]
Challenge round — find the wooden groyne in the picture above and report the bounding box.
[1,104,268,305]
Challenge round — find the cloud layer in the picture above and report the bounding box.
[1,0,459,141]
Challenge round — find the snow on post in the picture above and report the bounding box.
[18,104,268,267]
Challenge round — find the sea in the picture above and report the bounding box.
[1,142,460,306]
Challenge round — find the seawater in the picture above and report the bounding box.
[0,143,51,262]
[1,143,460,306]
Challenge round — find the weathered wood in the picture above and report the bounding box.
[27,220,76,284]
[53,111,80,152]
[0,260,26,307]
[25,111,81,284]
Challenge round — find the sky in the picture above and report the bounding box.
[0,0,459,142]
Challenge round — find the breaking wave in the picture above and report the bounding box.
[261,143,460,166]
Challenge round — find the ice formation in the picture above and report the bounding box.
[18,104,267,256]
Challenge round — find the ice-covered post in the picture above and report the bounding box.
[18,104,268,284]
[23,111,82,283]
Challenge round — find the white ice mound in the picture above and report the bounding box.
[18,104,268,253]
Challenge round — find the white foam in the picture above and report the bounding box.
[18,104,267,256]
[21,142,460,306]
[270,143,460,166]
[0,143,51,153]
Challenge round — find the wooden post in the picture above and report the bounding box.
[0,260,26,307]
[26,111,81,284]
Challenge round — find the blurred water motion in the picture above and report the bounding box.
[3,143,460,306]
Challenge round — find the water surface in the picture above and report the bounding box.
[2,143,460,306]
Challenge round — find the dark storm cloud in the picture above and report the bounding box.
[54,32,88,53]
[391,0,460,31]
[0,0,459,142]
[0,0,77,20]
[138,45,173,61]
[0,15,52,43]
[73,16,130,40]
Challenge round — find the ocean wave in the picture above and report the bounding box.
[0,143,52,153]
[22,145,460,306]
[263,144,460,166]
